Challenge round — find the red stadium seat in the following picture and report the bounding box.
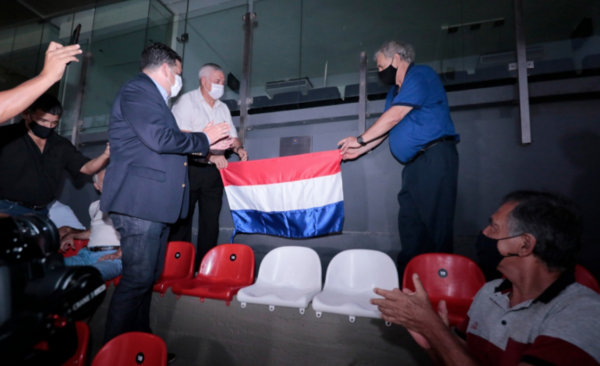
[91,332,166,366]
[112,275,121,287]
[171,244,255,306]
[575,264,600,294]
[403,253,486,327]
[62,321,89,366]
[153,241,195,296]
[62,239,89,258]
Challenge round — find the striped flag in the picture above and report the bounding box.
[220,150,344,239]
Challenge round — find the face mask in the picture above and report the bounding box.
[29,121,55,139]
[378,59,398,85]
[208,83,224,100]
[168,67,183,98]
[475,231,521,279]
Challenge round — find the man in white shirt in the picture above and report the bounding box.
[170,63,248,272]
[61,168,122,281]
[48,200,87,239]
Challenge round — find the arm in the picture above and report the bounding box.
[340,135,387,161]
[338,105,412,154]
[80,143,110,175]
[120,83,228,155]
[0,42,82,124]
[231,138,248,161]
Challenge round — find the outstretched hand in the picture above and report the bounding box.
[371,273,449,348]
[203,121,230,144]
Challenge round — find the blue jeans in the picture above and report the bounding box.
[64,247,122,281]
[0,199,49,216]
[104,213,169,343]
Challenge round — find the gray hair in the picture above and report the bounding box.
[374,41,415,63]
[198,63,223,80]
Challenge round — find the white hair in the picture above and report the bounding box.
[198,63,223,80]
[374,41,415,63]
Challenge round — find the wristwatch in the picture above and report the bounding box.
[357,135,367,146]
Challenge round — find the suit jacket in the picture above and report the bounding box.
[101,73,209,224]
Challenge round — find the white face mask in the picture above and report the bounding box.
[208,83,224,100]
[168,67,183,98]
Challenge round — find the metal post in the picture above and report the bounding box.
[71,51,91,148]
[514,0,531,144]
[358,52,367,134]
[239,11,256,144]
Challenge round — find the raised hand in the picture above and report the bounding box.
[203,121,230,144]
[40,42,82,83]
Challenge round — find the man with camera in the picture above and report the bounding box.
[0,94,110,216]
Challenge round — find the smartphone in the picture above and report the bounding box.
[67,24,81,66]
[70,24,81,45]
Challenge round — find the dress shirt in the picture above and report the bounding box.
[88,200,120,248]
[171,89,238,138]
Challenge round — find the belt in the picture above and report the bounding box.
[405,135,457,165]
[88,246,119,252]
[3,199,47,210]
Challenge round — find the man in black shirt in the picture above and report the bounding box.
[0,94,109,216]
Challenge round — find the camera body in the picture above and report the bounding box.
[0,214,106,365]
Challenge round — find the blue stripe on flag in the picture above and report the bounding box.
[231,201,344,238]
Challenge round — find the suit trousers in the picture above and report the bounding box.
[396,140,459,280]
[104,213,169,343]
[170,162,224,272]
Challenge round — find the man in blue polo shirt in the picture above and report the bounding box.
[339,41,459,277]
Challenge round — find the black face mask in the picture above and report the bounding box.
[29,121,55,139]
[378,62,398,85]
[475,231,520,280]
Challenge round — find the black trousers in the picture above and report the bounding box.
[170,162,224,272]
[396,141,459,279]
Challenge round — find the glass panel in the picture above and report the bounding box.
[177,3,246,115]
[524,0,599,80]
[8,23,44,81]
[78,0,152,134]
[0,28,18,94]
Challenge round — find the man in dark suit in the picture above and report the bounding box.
[101,43,232,346]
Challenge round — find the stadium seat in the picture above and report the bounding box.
[61,321,89,366]
[343,82,390,102]
[311,249,398,323]
[237,246,321,314]
[302,87,343,107]
[575,264,600,294]
[403,253,486,327]
[153,241,195,296]
[171,244,255,306]
[91,332,166,366]
[222,99,239,111]
[112,275,121,287]
[62,239,89,258]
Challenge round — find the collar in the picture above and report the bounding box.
[146,73,170,105]
[494,270,576,304]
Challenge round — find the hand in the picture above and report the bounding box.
[102,143,110,158]
[341,147,366,161]
[203,121,230,144]
[212,137,233,150]
[39,42,82,83]
[98,248,122,261]
[209,154,228,170]
[406,300,449,349]
[371,274,444,336]
[337,136,361,154]
[60,236,75,252]
[236,147,248,161]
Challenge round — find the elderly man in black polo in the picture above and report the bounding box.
[372,191,600,366]
[339,41,459,278]
[0,94,109,216]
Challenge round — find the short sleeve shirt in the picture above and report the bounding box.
[455,273,600,366]
[171,89,238,138]
[0,121,90,206]
[384,63,458,163]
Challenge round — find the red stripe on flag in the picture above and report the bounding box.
[220,150,342,187]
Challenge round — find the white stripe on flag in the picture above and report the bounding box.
[225,173,343,212]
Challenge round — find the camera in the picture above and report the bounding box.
[0,214,106,366]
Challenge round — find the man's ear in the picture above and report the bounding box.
[520,233,537,256]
